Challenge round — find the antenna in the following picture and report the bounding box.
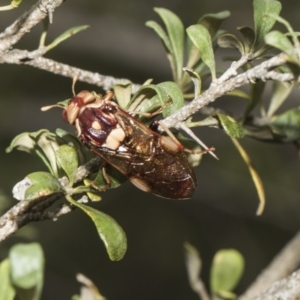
[72,75,79,96]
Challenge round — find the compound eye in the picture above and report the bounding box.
[77,91,95,104]
[62,110,68,123]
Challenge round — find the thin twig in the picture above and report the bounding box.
[217,53,253,84]
[0,48,141,92]
[0,0,63,55]
[25,56,141,92]
[160,53,287,130]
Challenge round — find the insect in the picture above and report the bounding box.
[61,90,197,199]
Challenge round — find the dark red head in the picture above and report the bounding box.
[63,91,96,124]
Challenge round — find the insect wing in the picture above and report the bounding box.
[89,108,197,199]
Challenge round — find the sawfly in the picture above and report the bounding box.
[45,91,197,199]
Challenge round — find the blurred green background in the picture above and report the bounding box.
[1,0,300,299]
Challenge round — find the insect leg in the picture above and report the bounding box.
[130,97,172,118]
[158,121,216,156]
[90,165,111,192]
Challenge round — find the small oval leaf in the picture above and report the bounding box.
[187,24,216,81]
[13,172,63,201]
[46,25,90,52]
[9,243,44,300]
[237,26,255,53]
[210,249,244,295]
[146,20,172,53]
[158,81,184,117]
[0,259,16,300]
[6,132,36,155]
[265,31,297,62]
[66,197,127,261]
[55,144,78,186]
[217,114,245,139]
[154,8,184,81]
[197,11,231,38]
[267,81,294,117]
[218,34,244,54]
[55,128,91,166]
[129,84,169,118]
[114,82,132,109]
[253,0,282,49]
[271,107,300,142]
[184,242,202,291]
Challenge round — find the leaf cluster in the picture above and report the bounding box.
[0,243,106,300]
[3,0,300,264]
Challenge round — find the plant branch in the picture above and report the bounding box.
[25,55,141,92]
[0,0,63,55]
[245,268,300,300]
[0,49,141,92]
[0,157,101,242]
[239,230,300,300]
[0,52,294,243]
[160,53,288,130]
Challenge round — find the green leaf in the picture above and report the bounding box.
[66,197,127,261]
[6,130,62,177]
[218,34,244,54]
[237,26,255,53]
[30,131,61,176]
[231,139,265,215]
[113,82,132,109]
[197,11,231,38]
[46,25,90,51]
[55,145,78,186]
[13,172,63,201]
[75,273,106,300]
[0,0,22,10]
[7,129,89,179]
[184,242,202,292]
[129,82,184,119]
[267,81,294,117]
[55,128,91,165]
[217,114,245,139]
[183,68,202,97]
[0,259,15,300]
[154,8,184,81]
[210,249,244,295]
[216,290,237,299]
[271,107,300,142]
[187,24,216,81]
[9,243,44,300]
[6,132,36,155]
[264,31,298,63]
[129,84,168,116]
[146,20,172,53]
[269,15,300,62]
[157,82,184,117]
[252,0,282,49]
[186,11,230,69]
[145,21,176,79]
[12,0,22,7]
